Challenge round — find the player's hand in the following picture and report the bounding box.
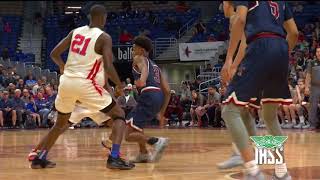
[221,60,232,86]
[59,65,64,75]
[135,79,146,88]
[157,113,167,128]
[229,63,238,81]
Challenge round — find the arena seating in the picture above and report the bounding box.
[189,13,228,43]
[44,7,200,71]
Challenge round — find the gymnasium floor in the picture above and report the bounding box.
[0,128,319,180]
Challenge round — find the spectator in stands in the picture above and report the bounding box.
[176,1,189,13]
[32,79,44,96]
[119,29,134,44]
[117,86,137,115]
[180,81,192,106]
[165,90,184,126]
[35,92,51,127]
[0,91,17,128]
[45,85,56,105]
[1,48,9,61]
[4,71,16,87]
[24,71,37,88]
[12,89,26,128]
[21,89,30,103]
[189,90,206,127]
[25,96,41,127]
[16,79,25,91]
[165,15,180,31]
[193,20,206,36]
[205,85,221,127]
[191,77,201,91]
[4,21,11,33]
[7,83,16,98]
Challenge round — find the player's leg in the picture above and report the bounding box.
[125,91,169,163]
[262,103,291,179]
[0,110,3,128]
[222,103,263,178]
[261,38,292,179]
[289,104,297,126]
[100,102,135,170]
[217,107,256,169]
[28,75,77,169]
[124,123,168,163]
[29,111,71,169]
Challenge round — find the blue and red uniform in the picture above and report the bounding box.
[126,58,164,131]
[223,1,294,107]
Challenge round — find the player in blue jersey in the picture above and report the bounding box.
[221,1,298,180]
[124,36,171,163]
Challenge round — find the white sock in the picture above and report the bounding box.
[275,163,288,178]
[299,116,305,124]
[232,143,240,155]
[244,160,260,176]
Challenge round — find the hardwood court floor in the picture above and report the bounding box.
[0,128,319,180]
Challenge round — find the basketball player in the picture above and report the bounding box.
[124,36,171,163]
[217,1,258,170]
[27,5,134,170]
[221,1,298,179]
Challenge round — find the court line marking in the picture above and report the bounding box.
[111,171,226,180]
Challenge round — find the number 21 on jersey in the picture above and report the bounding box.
[71,34,91,56]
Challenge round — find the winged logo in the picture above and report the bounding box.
[250,135,287,149]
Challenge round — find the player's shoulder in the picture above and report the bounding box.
[97,32,112,42]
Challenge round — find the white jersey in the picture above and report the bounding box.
[64,25,105,86]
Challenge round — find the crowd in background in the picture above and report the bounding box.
[0,64,58,129]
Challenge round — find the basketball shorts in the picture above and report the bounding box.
[69,104,111,125]
[126,90,164,131]
[223,37,292,108]
[55,75,113,114]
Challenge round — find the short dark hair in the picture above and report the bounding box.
[133,36,153,53]
[90,4,106,18]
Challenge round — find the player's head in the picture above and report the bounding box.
[316,46,320,60]
[132,36,153,57]
[89,4,107,29]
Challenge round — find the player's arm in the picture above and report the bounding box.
[134,56,149,87]
[226,4,248,64]
[283,2,299,52]
[283,19,299,52]
[50,30,73,74]
[100,33,122,88]
[159,73,171,116]
[233,34,247,68]
[305,63,312,95]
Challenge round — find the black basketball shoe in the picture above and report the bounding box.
[106,155,135,170]
[30,156,56,169]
